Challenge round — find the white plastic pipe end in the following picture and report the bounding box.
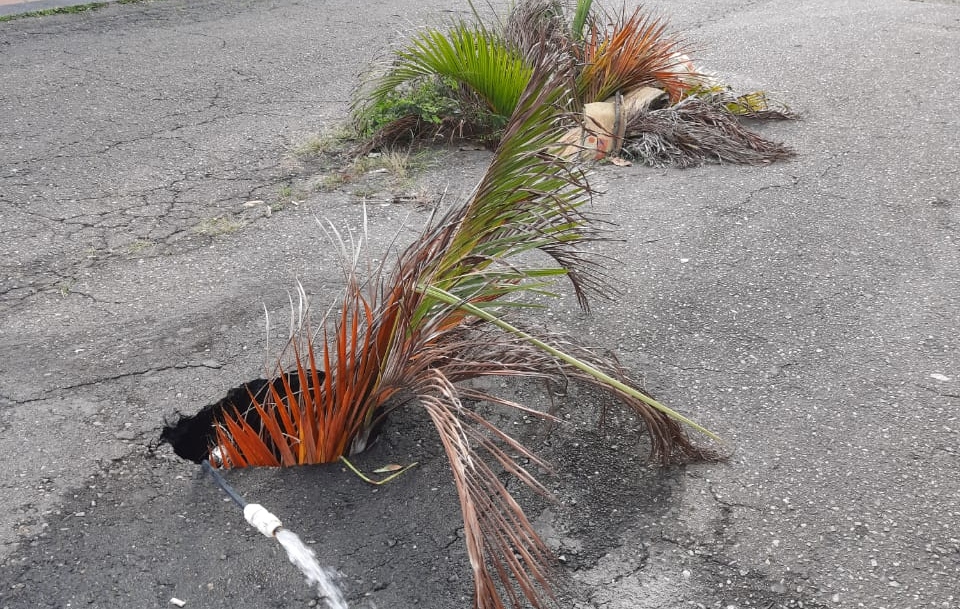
[243,503,283,538]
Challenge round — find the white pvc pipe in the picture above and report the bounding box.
[243,503,284,538]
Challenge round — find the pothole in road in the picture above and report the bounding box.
[160,371,312,464]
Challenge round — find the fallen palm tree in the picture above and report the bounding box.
[165,57,720,608]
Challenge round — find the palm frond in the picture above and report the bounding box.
[416,55,601,312]
[577,6,696,103]
[423,286,719,460]
[570,0,595,44]
[501,0,574,63]
[208,49,717,609]
[622,97,796,167]
[416,369,557,609]
[365,23,532,126]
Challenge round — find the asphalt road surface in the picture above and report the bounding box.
[1,1,958,608]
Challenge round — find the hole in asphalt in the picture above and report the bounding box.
[160,371,315,463]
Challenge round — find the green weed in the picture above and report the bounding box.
[0,0,142,22]
[318,173,349,192]
[293,126,357,158]
[355,78,461,138]
[193,216,244,236]
[126,239,156,254]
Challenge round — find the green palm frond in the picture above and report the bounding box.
[570,0,595,43]
[365,22,533,127]
[418,57,601,311]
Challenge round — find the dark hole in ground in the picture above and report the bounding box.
[160,370,318,463]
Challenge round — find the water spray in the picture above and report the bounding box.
[201,459,349,609]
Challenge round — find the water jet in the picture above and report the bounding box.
[201,459,348,609]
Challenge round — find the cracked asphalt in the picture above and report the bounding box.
[1,1,959,608]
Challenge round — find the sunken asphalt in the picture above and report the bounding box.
[1,1,958,607]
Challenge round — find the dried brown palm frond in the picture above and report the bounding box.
[385,316,716,608]
[622,97,796,167]
[425,322,716,464]
[501,0,576,63]
[416,370,559,608]
[352,112,499,157]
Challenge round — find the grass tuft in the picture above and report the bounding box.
[193,216,244,236]
[0,0,143,23]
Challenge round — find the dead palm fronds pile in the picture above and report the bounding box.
[621,97,796,168]
[196,59,719,609]
[352,0,796,167]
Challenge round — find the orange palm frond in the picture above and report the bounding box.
[577,6,697,103]
[214,403,280,468]
[211,273,398,467]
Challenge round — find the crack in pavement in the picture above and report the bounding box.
[0,360,225,406]
[741,175,801,206]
